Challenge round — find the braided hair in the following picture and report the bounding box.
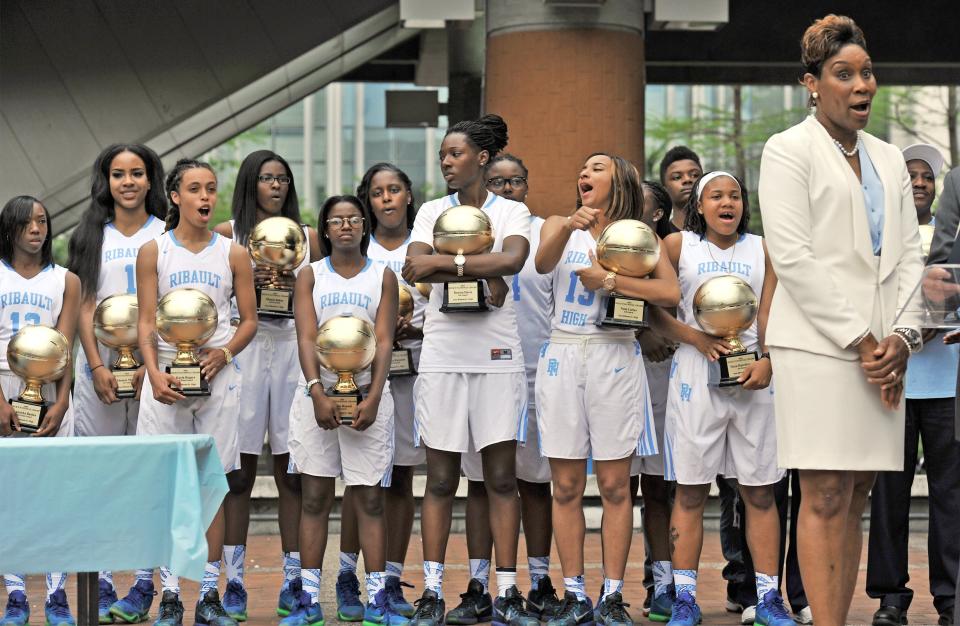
[445,114,509,163]
[164,158,216,232]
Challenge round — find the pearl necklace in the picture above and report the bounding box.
[832,135,860,157]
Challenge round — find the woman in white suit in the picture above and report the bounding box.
[758,14,924,626]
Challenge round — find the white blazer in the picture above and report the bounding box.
[758,116,923,360]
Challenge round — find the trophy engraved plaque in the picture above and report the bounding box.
[390,284,417,377]
[433,205,494,313]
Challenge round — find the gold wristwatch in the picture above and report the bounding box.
[220,347,234,365]
[602,271,617,293]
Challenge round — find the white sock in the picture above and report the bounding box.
[673,569,697,599]
[563,575,586,602]
[159,568,180,595]
[385,561,403,581]
[495,568,517,597]
[366,572,386,600]
[469,558,490,592]
[302,569,321,606]
[283,552,301,583]
[3,575,26,595]
[601,578,624,603]
[223,545,245,585]
[134,569,154,584]
[653,561,673,598]
[199,561,220,596]
[46,573,67,600]
[423,561,444,598]
[528,556,549,591]
[99,571,114,590]
[339,552,359,575]
[756,572,779,602]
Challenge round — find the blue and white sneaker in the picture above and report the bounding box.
[45,589,77,626]
[110,579,156,623]
[665,592,700,626]
[385,578,415,618]
[222,580,247,622]
[278,578,303,617]
[99,580,118,624]
[279,593,325,626]
[336,572,365,622]
[755,591,796,626]
[363,588,410,626]
[648,586,674,623]
[0,591,30,626]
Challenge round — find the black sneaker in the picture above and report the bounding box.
[446,579,493,625]
[152,591,184,626]
[411,589,446,626]
[492,586,540,626]
[547,591,595,626]
[194,589,238,626]
[642,588,652,618]
[526,576,562,621]
[596,592,632,626]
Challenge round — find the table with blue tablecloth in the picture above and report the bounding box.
[0,434,228,624]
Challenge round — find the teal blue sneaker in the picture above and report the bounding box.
[99,580,118,624]
[45,589,77,626]
[280,595,325,626]
[278,578,303,617]
[111,579,156,623]
[385,579,415,618]
[595,592,632,626]
[648,586,674,623]
[222,581,247,622]
[755,591,796,626]
[0,591,29,626]
[336,572,365,622]
[665,592,700,626]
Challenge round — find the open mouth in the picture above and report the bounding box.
[198,207,211,217]
[579,182,593,194]
[851,101,871,114]
[717,210,737,223]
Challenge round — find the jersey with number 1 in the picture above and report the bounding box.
[96,215,166,304]
[549,228,633,339]
[0,262,67,371]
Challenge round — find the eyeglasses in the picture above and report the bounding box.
[258,174,292,185]
[487,176,527,189]
[326,216,365,229]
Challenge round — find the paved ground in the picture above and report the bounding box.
[23,530,937,625]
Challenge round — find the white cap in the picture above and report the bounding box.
[902,143,944,174]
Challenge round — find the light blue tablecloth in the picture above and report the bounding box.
[0,434,227,581]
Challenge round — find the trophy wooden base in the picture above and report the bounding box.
[256,286,295,319]
[440,280,488,313]
[708,351,759,387]
[326,387,362,426]
[113,367,137,399]
[166,364,210,397]
[599,295,649,328]
[389,347,417,378]
[8,396,46,434]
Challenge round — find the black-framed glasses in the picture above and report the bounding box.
[487,176,527,189]
[258,174,292,185]
[326,216,364,229]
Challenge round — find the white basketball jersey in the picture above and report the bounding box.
[677,231,765,350]
[0,262,67,371]
[96,215,166,304]
[155,231,234,359]
[367,233,426,353]
[310,257,386,386]
[410,192,531,374]
[549,228,633,339]
[510,216,553,400]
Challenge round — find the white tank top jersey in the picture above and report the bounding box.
[677,230,766,351]
[310,257,386,386]
[367,233,426,353]
[227,218,312,330]
[548,228,633,339]
[511,216,553,399]
[96,215,166,304]
[155,231,234,359]
[0,262,67,371]
[410,191,531,374]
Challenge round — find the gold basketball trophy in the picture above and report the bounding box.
[389,284,417,377]
[596,219,660,328]
[693,275,760,387]
[315,315,377,425]
[248,216,306,318]
[6,325,70,433]
[94,294,140,398]
[156,288,218,396]
[433,205,494,313]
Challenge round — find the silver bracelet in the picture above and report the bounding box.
[847,327,871,349]
[304,378,322,395]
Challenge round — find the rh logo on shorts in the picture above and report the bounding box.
[490,348,513,361]
[680,383,692,402]
[547,359,560,376]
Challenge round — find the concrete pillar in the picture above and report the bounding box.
[485,1,645,217]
